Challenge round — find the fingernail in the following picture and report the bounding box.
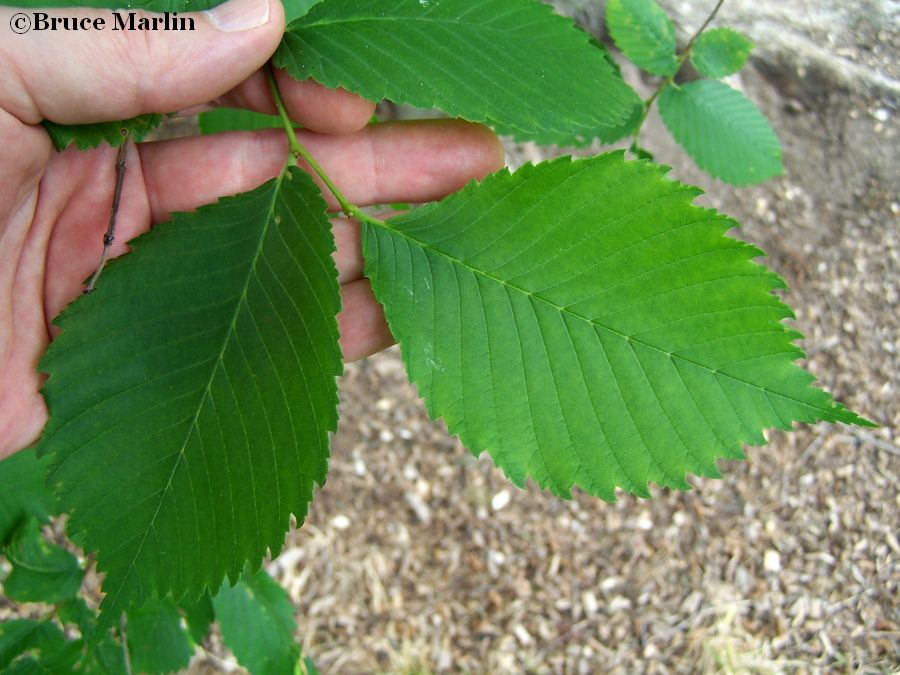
[205,0,270,32]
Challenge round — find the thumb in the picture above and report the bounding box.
[0,0,284,125]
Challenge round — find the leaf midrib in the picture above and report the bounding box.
[296,13,576,44]
[609,0,677,72]
[106,171,286,609]
[689,84,756,137]
[677,82,780,154]
[370,218,828,413]
[7,554,74,575]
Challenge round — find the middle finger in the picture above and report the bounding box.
[140,119,504,224]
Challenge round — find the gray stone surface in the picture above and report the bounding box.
[550,0,899,233]
[557,0,900,95]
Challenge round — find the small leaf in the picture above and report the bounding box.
[363,154,870,501]
[275,0,640,145]
[3,641,82,675]
[4,520,84,604]
[199,109,282,135]
[180,593,215,645]
[81,639,128,675]
[42,115,163,152]
[282,0,322,21]
[213,568,299,675]
[691,27,755,79]
[0,621,66,670]
[58,599,97,633]
[0,450,55,546]
[58,599,128,675]
[607,0,679,76]
[126,598,193,675]
[659,80,783,185]
[37,167,342,628]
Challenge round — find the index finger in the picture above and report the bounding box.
[203,67,376,135]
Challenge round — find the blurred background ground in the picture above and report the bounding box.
[184,2,899,673]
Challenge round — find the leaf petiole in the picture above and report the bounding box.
[264,63,382,228]
[681,0,726,57]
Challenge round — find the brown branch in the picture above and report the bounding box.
[85,132,128,294]
[630,0,728,150]
[682,0,727,57]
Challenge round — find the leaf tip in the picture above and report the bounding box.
[833,404,878,428]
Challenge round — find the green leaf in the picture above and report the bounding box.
[0,621,66,671]
[691,27,755,79]
[658,80,783,185]
[302,655,321,675]
[2,0,225,10]
[606,0,679,76]
[4,520,84,604]
[213,568,299,675]
[126,598,193,675]
[363,154,870,500]
[36,167,342,628]
[592,99,644,145]
[274,0,641,145]
[79,639,128,675]
[282,0,322,21]
[629,142,654,161]
[2,642,81,675]
[180,592,214,645]
[58,598,96,631]
[0,450,55,546]
[58,599,128,675]
[577,40,645,146]
[42,115,163,152]
[198,109,283,135]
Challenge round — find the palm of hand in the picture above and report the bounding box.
[0,66,502,458]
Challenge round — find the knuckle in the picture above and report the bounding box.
[117,20,165,114]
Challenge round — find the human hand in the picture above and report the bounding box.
[0,0,504,458]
